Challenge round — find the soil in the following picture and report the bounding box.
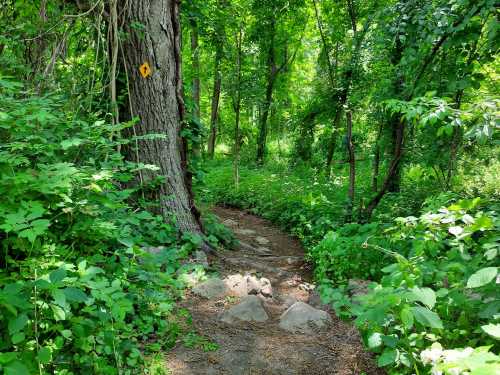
[165,206,383,375]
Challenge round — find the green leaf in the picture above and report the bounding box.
[49,268,67,284]
[467,267,498,288]
[368,332,383,349]
[481,323,500,340]
[63,287,88,303]
[4,361,30,375]
[11,332,25,344]
[411,306,443,329]
[400,306,414,329]
[37,347,52,364]
[408,287,436,309]
[8,314,28,335]
[0,352,17,364]
[51,304,66,321]
[377,348,397,367]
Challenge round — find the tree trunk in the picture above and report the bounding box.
[190,18,201,156]
[371,122,383,192]
[361,118,404,221]
[387,115,402,192]
[207,46,223,159]
[118,0,205,239]
[256,18,277,165]
[233,27,243,188]
[345,110,355,222]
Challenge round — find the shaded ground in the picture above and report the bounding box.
[166,206,382,375]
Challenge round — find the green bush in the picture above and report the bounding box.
[322,199,500,373]
[0,78,209,374]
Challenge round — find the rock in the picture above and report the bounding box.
[255,236,270,245]
[192,278,227,299]
[235,228,257,236]
[224,274,248,297]
[223,219,238,227]
[259,278,273,298]
[195,250,209,268]
[308,290,332,312]
[220,295,269,324]
[280,295,298,308]
[223,274,273,299]
[246,275,262,295]
[279,302,331,334]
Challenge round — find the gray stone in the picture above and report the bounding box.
[279,302,331,334]
[192,278,227,299]
[255,246,272,255]
[195,250,209,268]
[221,295,269,324]
[281,295,298,308]
[246,275,262,295]
[255,236,270,245]
[259,278,273,298]
[235,228,257,236]
[224,274,248,297]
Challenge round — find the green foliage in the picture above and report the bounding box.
[0,79,201,374]
[321,199,499,374]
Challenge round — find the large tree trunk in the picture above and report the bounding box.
[119,0,205,238]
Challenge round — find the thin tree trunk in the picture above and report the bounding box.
[191,18,201,156]
[256,18,276,165]
[345,110,355,222]
[207,43,223,158]
[233,27,243,188]
[118,0,206,241]
[362,118,404,221]
[372,122,383,192]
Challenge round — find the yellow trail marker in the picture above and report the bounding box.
[139,62,151,78]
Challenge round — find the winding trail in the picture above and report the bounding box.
[166,207,381,375]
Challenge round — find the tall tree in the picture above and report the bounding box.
[118,0,206,241]
[207,0,226,159]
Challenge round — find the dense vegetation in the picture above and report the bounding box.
[1,0,498,374]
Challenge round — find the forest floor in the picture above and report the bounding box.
[165,206,382,375]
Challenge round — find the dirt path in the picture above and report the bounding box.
[166,207,381,375]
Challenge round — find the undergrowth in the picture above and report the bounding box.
[200,158,500,374]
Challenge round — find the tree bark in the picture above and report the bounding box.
[118,0,205,239]
[345,110,355,222]
[190,18,201,156]
[256,18,277,165]
[371,122,383,192]
[232,27,243,188]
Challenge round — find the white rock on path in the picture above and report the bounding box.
[220,295,269,324]
[279,302,331,334]
[192,278,227,299]
[224,274,248,297]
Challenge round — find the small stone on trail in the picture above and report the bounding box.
[224,274,248,297]
[279,302,331,334]
[235,228,257,236]
[224,274,273,299]
[192,278,227,299]
[220,295,269,324]
[255,236,270,245]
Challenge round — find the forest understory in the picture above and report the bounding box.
[0,0,498,374]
